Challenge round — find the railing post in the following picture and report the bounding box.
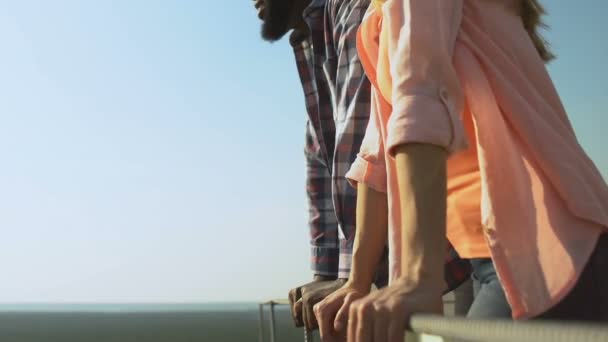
[304,329,314,342]
[269,302,276,342]
[258,303,265,342]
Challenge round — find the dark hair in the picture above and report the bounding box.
[521,0,555,62]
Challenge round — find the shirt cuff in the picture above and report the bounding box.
[338,251,352,279]
[386,94,467,158]
[346,155,387,193]
[311,246,339,277]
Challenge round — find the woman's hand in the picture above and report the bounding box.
[314,182,390,341]
[346,278,443,342]
[314,281,369,342]
[344,142,447,342]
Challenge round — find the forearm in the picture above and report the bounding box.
[394,143,447,293]
[347,182,389,292]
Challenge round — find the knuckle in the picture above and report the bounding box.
[386,300,403,313]
[301,293,310,304]
[349,302,359,316]
[344,292,357,303]
[310,294,324,305]
[357,301,373,316]
[305,298,318,310]
[373,303,389,317]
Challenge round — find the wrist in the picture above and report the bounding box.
[336,278,348,286]
[313,274,337,282]
[347,255,378,293]
[393,272,445,297]
[344,276,373,294]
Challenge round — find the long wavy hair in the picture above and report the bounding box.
[521,0,555,62]
[372,0,555,62]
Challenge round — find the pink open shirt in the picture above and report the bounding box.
[346,0,608,319]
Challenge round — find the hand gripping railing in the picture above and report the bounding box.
[259,300,608,342]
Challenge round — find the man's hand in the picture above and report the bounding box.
[313,282,368,342]
[288,276,347,331]
[346,278,443,342]
[253,0,265,20]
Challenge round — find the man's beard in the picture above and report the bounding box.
[261,0,298,42]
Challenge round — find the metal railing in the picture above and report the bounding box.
[409,314,608,342]
[258,300,318,342]
[258,300,608,342]
[259,299,292,342]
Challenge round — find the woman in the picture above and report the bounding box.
[314,0,608,341]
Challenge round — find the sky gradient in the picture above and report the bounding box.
[0,0,606,303]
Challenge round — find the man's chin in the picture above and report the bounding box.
[261,20,291,42]
[260,0,294,42]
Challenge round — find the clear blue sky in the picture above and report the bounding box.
[0,0,605,303]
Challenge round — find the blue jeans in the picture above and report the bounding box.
[466,258,512,318]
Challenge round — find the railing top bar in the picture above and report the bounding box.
[410,314,608,342]
[260,299,290,306]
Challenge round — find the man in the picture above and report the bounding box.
[253,0,471,331]
[254,0,388,331]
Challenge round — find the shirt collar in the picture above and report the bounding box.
[302,0,326,20]
[290,0,325,46]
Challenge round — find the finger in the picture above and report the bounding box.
[355,301,373,342]
[288,288,301,326]
[302,294,310,330]
[294,298,304,327]
[288,288,296,306]
[333,293,357,333]
[308,298,322,331]
[347,302,358,342]
[294,287,304,327]
[288,289,297,321]
[301,295,311,330]
[388,309,406,342]
[315,296,343,341]
[373,306,389,342]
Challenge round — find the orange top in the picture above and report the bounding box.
[446,103,490,259]
[347,0,608,319]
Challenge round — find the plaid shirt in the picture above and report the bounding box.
[292,0,470,290]
[292,0,371,279]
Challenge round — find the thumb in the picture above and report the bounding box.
[289,297,304,327]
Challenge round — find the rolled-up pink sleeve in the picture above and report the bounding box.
[346,89,387,193]
[382,0,467,156]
